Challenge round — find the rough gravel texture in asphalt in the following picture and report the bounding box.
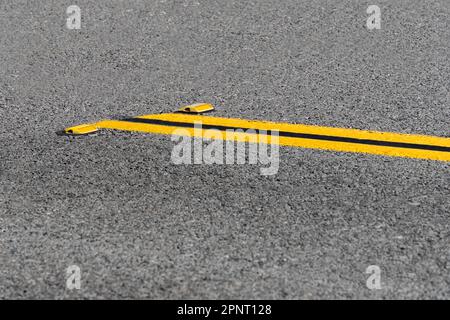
[0,0,449,299]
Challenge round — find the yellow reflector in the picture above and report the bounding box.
[178,103,214,114]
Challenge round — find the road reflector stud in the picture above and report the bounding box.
[61,104,450,162]
[178,103,214,114]
[64,123,98,135]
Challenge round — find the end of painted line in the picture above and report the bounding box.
[64,123,98,135]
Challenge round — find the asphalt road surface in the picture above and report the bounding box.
[1,0,449,299]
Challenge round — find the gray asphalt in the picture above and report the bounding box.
[0,0,449,299]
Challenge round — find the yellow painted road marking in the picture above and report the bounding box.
[64,113,450,162]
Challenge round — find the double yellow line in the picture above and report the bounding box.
[64,107,450,162]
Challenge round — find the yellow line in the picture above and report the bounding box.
[137,113,450,148]
[66,114,450,162]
